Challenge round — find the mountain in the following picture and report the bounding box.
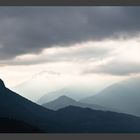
[42,95,77,110]
[42,95,120,112]
[80,76,140,117]
[0,118,42,133]
[0,79,54,132]
[45,106,140,133]
[37,86,96,105]
[12,71,67,102]
[2,78,140,133]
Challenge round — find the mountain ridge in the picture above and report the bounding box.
[1,78,140,133]
[42,95,123,112]
[81,76,140,117]
[37,86,96,105]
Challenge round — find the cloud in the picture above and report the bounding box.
[0,41,112,66]
[0,7,140,61]
[84,60,140,76]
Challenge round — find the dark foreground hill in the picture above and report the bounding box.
[0,79,54,132]
[1,79,140,133]
[46,106,140,133]
[0,118,42,133]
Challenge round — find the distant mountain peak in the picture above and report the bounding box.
[59,95,70,99]
[0,79,6,89]
[57,95,76,102]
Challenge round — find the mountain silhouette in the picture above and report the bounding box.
[0,79,5,89]
[0,117,42,133]
[42,95,120,112]
[80,77,140,117]
[46,106,140,133]
[1,78,140,133]
[0,79,54,132]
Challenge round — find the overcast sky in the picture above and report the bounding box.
[1,6,140,93]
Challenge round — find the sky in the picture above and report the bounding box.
[1,6,140,98]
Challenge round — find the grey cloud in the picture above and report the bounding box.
[0,7,140,61]
[45,46,111,62]
[0,45,111,66]
[84,61,140,76]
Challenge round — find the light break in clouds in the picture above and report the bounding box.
[0,7,140,100]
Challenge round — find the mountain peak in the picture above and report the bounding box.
[57,95,76,101]
[0,79,6,89]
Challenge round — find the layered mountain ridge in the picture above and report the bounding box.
[81,77,140,117]
[1,78,140,133]
[42,95,120,112]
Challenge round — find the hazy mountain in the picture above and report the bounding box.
[2,78,140,133]
[42,95,77,110]
[42,95,121,112]
[37,86,96,105]
[12,71,68,102]
[80,76,140,117]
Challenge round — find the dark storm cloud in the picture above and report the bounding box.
[0,7,140,60]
